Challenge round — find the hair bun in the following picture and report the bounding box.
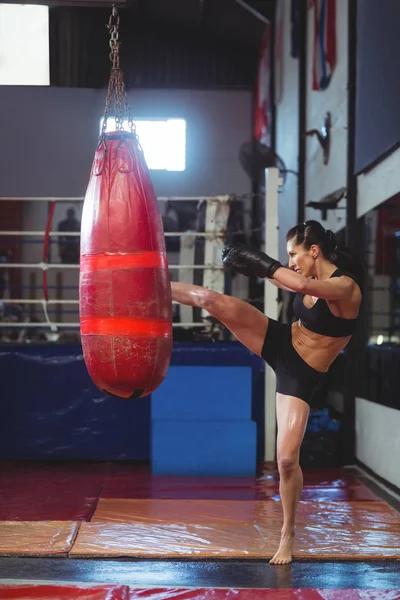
[325,229,337,252]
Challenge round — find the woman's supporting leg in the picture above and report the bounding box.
[269,393,310,565]
[171,282,269,356]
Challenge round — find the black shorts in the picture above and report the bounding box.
[261,318,326,405]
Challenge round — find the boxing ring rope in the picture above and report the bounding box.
[0,197,219,202]
[0,194,230,332]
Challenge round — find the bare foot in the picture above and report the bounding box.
[269,531,295,565]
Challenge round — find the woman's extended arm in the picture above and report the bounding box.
[222,244,357,301]
[266,277,297,293]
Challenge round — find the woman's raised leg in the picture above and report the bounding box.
[171,282,269,356]
[269,393,310,565]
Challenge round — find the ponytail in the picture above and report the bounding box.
[333,246,365,291]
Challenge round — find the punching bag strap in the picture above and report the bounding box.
[100,4,136,142]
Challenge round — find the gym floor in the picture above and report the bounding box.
[0,462,399,598]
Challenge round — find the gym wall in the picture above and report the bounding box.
[355,0,400,176]
[0,86,252,200]
[304,0,348,234]
[356,0,400,219]
[275,0,349,255]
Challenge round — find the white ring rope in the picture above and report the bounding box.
[41,299,58,333]
[0,231,225,239]
[0,263,223,270]
[0,196,230,202]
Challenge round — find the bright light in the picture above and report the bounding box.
[377,335,384,345]
[100,118,186,171]
[0,4,49,85]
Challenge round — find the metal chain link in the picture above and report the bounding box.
[101,5,136,139]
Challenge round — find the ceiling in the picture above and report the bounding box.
[4,0,275,50]
[2,0,275,88]
[126,0,275,50]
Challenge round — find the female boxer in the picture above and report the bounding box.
[171,220,363,565]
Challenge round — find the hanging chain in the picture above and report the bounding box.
[101,5,135,139]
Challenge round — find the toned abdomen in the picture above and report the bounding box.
[291,320,351,372]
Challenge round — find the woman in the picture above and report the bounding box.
[171,220,363,565]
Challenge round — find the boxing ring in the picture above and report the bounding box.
[0,170,280,458]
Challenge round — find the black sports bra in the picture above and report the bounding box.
[293,269,361,337]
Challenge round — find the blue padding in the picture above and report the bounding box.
[152,366,252,420]
[152,419,256,476]
[169,342,264,367]
[0,349,150,461]
[0,342,265,462]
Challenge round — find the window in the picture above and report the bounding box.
[0,4,49,85]
[100,118,187,172]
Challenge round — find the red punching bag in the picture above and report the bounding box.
[79,9,172,399]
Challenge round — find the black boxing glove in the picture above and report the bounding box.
[221,243,282,279]
[221,244,254,277]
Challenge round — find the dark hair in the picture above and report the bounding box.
[286,220,365,288]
